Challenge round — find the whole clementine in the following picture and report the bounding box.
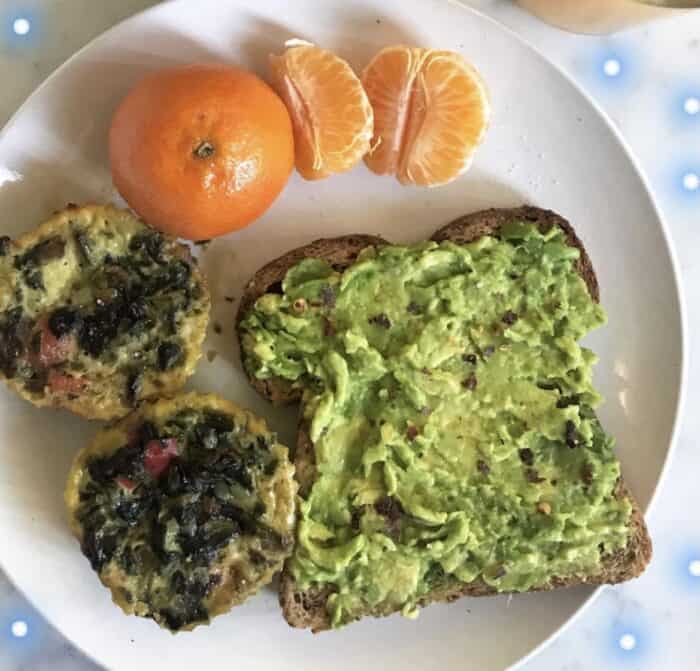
[109,63,294,239]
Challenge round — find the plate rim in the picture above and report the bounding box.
[0,1,687,670]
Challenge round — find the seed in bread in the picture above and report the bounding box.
[0,204,209,420]
[64,392,296,632]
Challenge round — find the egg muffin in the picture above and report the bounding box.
[65,392,297,632]
[0,204,209,419]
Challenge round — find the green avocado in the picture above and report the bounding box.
[240,222,632,627]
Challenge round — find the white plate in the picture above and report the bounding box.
[0,1,685,670]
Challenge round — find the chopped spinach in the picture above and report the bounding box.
[75,406,288,631]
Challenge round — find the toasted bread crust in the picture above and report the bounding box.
[236,207,651,632]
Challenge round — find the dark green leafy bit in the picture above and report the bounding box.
[0,307,28,377]
[74,230,94,265]
[48,307,81,338]
[125,369,143,406]
[157,342,181,371]
[13,236,66,292]
[67,233,189,358]
[129,232,164,263]
[19,236,66,265]
[76,408,284,631]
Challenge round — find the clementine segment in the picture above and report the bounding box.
[269,44,373,180]
[362,46,490,187]
[109,63,294,239]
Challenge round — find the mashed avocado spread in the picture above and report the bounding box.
[240,222,632,627]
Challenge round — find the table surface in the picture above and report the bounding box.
[0,1,698,670]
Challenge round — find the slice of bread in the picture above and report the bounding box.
[236,206,652,632]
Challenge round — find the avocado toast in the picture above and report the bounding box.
[236,206,651,632]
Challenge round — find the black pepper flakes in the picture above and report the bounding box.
[565,420,581,448]
[518,448,534,466]
[368,313,392,329]
[213,323,222,335]
[462,373,478,390]
[323,318,336,337]
[0,236,10,256]
[350,507,363,531]
[476,459,490,475]
[526,468,546,484]
[374,496,404,537]
[319,285,336,308]
[407,301,421,315]
[502,310,518,326]
[406,425,419,442]
[462,353,477,365]
[581,463,594,486]
[557,395,580,409]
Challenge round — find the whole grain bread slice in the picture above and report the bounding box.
[235,206,652,632]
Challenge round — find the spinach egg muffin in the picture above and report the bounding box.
[65,392,296,632]
[0,204,209,419]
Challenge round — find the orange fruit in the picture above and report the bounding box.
[361,46,490,187]
[109,63,294,240]
[269,43,373,181]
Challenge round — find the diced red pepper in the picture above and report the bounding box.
[144,438,179,478]
[115,476,137,491]
[37,319,76,366]
[47,369,87,394]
